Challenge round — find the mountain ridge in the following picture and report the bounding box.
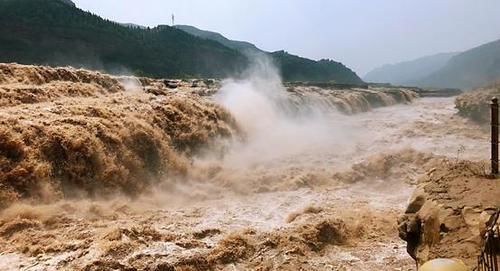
[0,0,362,83]
[0,0,248,78]
[175,25,262,55]
[174,24,363,83]
[415,38,500,89]
[364,52,458,85]
[366,37,500,90]
[58,0,75,6]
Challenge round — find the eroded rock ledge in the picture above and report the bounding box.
[398,161,500,267]
[455,81,500,124]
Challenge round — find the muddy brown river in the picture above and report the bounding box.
[0,95,488,271]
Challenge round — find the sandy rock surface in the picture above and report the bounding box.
[398,161,500,267]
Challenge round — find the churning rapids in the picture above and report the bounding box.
[0,63,487,270]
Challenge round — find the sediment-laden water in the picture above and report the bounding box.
[0,63,487,270]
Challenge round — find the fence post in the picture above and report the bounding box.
[491,97,499,175]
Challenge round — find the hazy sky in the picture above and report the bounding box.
[72,0,500,76]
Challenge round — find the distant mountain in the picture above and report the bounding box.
[416,39,500,89]
[0,0,248,78]
[175,25,363,84]
[175,25,262,55]
[364,52,458,85]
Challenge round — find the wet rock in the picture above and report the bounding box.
[163,80,179,89]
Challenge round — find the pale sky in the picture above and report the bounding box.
[72,0,500,76]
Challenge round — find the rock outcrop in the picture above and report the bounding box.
[455,81,500,124]
[398,161,500,267]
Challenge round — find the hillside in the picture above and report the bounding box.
[271,51,362,83]
[175,25,262,54]
[0,0,363,83]
[364,52,458,85]
[417,38,500,89]
[59,0,75,6]
[0,0,248,78]
[175,25,363,84]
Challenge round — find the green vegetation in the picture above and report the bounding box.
[0,0,247,78]
[175,25,261,55]
[175,25,363,84]
[270,51,362,83]
[0,0,363,83]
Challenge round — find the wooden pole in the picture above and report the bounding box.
[491,97,498,175]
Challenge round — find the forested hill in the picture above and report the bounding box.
[174,25,262,55]
[175,25,363,84]
[269,51,362,83]
[0,0,247,78]
[0,0,363,83]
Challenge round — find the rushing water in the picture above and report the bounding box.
[0,60,488,271]
[0,96,488,270]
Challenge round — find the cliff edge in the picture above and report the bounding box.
[398,160,500,267]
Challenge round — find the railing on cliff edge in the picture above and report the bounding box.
[476,209,499,271]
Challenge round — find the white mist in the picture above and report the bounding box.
[214,56,357,168]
